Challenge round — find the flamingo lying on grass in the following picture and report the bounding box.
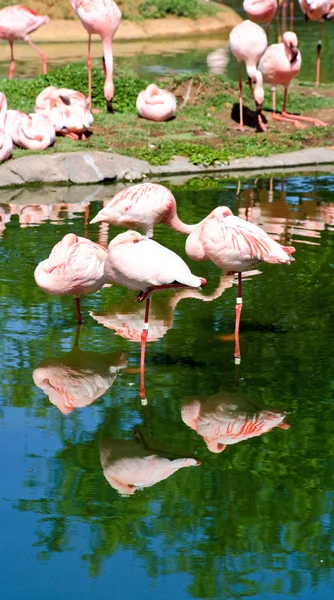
[35,86,93,140]
[34,233,108,324]
[0,93,13,163]
[70,0,121,112]
[5,109,55,150]
[298,0,334,86]
[258,31,328,127]
[0,5,49,78]
[185,206,295,359]
[229,20,268,132]
[90,182,202,238]
[136,84,177,122]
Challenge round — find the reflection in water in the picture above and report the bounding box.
[33,326,127,413]
[206,48,228,75]
[182,390,290,453]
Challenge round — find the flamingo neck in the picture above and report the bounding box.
[165,212,200,235]
[102,37,114,102]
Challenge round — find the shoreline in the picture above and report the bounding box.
[0,148,333,188]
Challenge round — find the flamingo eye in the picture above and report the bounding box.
[133,239,139,244]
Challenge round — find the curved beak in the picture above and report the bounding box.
[290,45,298,64]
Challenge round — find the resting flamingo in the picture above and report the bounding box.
[5,109,55,150]
[0,5,49,79]
[298,0,334,86]
[136,84,177,122]
[34,233,108,323]
[70,0,121,112]
[0,93,13,163]
[182,391,289,453]
[35,86,93,140]
[258,31,328,127]
[229,20,268,132]
[90,182,202,238]
[185,206,295,359]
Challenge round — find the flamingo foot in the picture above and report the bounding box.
[272,112,305,129]
[281,111,328,127]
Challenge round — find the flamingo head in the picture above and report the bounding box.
[146,84,160,96]
[108,230,144,249]
[210,206,234,219]
[204,437,227,453]
[283,32,299,64]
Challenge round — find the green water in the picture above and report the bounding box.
[0,173,333,598]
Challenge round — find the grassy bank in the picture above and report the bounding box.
[1,61,334,167]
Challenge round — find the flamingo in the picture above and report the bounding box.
[35,86,93,140]
[34,233,108,324]
[0,93,13,163]
[182,391,289,453]
[298,0,334,86]
[33,327,127,414]
[229,20,268,132]
[5,109,55,150]
[90,182,203,238]
[185,206,295,359]
[136,84,177,122]
[69,0,121,112]
[0,5,49,79]
[243,0,277,39]
[258,31,328,127]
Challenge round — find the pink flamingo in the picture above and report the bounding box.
[258,31,328,127]
[0,5,49,79]
[70,0,121,112]
[182,391,289,453]
[298,0,334,86]
[90,182,203,238]
[33,330,127,414]
[136,84,177,122]
[34,233,108,324]
[0,93,13,163]
[229,20,268,132]
[243,0,277,36]
[5,109,55,150]
[185,206,295,359]
[35,86,93,140]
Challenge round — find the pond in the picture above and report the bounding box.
[0,172,333,599]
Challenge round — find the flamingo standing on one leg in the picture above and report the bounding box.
[0,5,49,79]
[0,93,13,163]
[136,84,177,122]
[298,0,334,87]
[258,31,328,127]
[69,0,121,112]
[34,233,108,324]
[229,20,268,132]
[243,0,278,40]
[185,206,295,360]
[90,182,203,238]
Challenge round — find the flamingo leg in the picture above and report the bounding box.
[87,34,92,109]
[26,37,47,75]
[238,62,245,131]
[281,86,328,126]
[73,324,81,347]
[276,2,282,42]
[289,0,294,31]
[316,21,323,88]
[140,297,150,404]
[271,87,305,128]
[234,273,242,362]
[75,297,82,324]
[9,41,15,79]
[266,23,270,44]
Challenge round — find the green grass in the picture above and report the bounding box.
[2,61,334,167]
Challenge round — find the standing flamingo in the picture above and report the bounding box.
[229,20,268,132]
[0,93,13,163]
[34,233,108,324]
[298,0,334,86]
[136,84,177,122]
[243,0,277,39]
[69,0,121,112]
[90,182,203,238]
[0,5,49,79]
[185,206,295,359]
[258,31,328,127]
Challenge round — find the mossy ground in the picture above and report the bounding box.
[2,61,334,167]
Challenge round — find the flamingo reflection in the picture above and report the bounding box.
[33,326,127,414]
[182,391,289,453]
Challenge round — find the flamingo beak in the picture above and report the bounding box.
[106,99,114,113]
[290,45,298,64]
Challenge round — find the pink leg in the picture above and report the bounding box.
[289,0,294,31]
[140,298,150,403]
[87,34,92,110]
[281,87,328,127]
[238,62,245,131]
[73,324,81,347]
[75,297,82,324]
[234,273,242,361]
[316,21,323,88]
[249,77,266,132]
[271,87,305,128]
[9,41,15,79]
[26,37,47,74]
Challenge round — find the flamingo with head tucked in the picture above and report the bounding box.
[5,109,55,150]
[136,84,177,122]
[229,20,268,132]
[0,5,49,79]
[35,86,93,140]
[0,93,13,163]
[34,233,108,323]
[69,0,121,112]
[258,31,328,127]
